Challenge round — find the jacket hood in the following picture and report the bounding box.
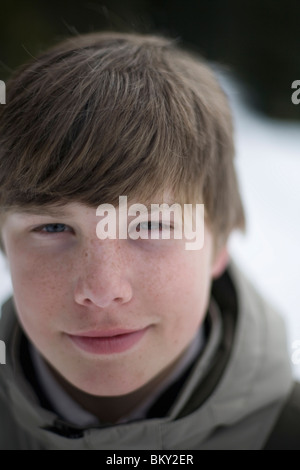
[0,259,293,449]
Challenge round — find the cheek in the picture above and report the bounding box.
[11,252,67,293]
[145,250,211,338]
[7,247,74,333]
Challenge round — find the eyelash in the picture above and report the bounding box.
[33,223,73,234]
[136,222,173,232]
[32,222,173,237]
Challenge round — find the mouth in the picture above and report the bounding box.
[66,327,149,355]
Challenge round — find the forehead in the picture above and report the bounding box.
[1,193,180,220]
[3,189,180,216]
[1,203,82,222]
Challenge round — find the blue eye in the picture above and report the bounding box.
[32,223,74,239]
[138,222,162,231]
[136,222,174,234]
[41,223,68,233]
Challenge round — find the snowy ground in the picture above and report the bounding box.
[0,72,299,378]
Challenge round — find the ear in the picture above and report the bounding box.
[211,245,229,279]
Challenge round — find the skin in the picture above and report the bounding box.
[1,201,228,423]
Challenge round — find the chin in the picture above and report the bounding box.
[69,371,149,398]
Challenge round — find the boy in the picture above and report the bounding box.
[0,31,299,450]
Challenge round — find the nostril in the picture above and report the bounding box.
[73,272,133,309]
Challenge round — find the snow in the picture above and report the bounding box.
[221,72,300,379]
[0,72,299,378]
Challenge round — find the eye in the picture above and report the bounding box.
[136,221,174,235]
[136,221,174,233]
[137,221,163,232]
[33,223,73,234]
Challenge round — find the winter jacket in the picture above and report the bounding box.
[0,260,298,450]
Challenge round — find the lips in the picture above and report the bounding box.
[71,328,142,338]
[67,327,148,355]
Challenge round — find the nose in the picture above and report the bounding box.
[73,240,133,309]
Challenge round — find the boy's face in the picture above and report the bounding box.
[1,201,226,397]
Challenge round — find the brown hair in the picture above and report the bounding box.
[0,31,245,252]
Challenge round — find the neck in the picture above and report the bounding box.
[48,350,192,423]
